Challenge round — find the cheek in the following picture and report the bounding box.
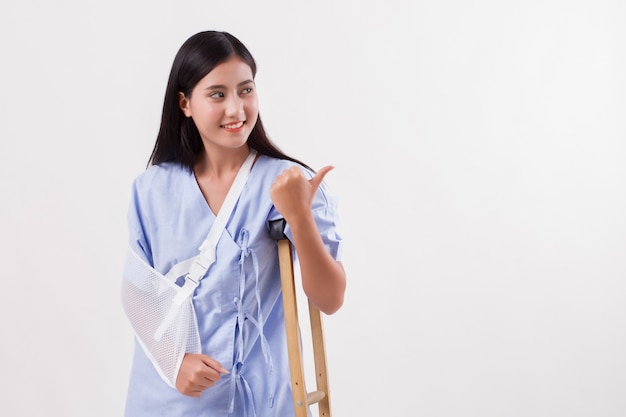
[245,100,259,120]
[192,103,221,124]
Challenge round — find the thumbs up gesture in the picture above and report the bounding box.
[270,165,334,223]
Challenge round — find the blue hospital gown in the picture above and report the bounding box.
[123,154,342,417]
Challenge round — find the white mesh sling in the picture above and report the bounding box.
[121,150,257,388]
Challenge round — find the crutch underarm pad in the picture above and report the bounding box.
[269,218,288,241]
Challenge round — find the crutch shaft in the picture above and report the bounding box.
[269,218,333,417]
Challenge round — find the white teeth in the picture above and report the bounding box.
[223,121,243,129]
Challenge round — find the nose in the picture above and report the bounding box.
[225,94,244,117]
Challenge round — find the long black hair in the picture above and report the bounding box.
[148,30,311,171]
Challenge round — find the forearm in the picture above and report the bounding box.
[288,214,346,315]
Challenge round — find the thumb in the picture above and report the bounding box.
[309,165,334,191]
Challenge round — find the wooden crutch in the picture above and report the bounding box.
[269,219,332,417]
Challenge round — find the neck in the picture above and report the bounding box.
[195,146,251,180]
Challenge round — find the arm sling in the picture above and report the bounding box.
[121,150,257,388]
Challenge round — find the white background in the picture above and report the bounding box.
[1,0,625,416]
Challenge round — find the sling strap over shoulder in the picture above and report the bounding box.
[154,150,257,340]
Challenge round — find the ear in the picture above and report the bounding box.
[178,92,191,117]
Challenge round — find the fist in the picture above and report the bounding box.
[270,165,333,222]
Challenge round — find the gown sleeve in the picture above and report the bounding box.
[126,175,154,266]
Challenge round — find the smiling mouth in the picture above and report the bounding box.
[222,121,244,129]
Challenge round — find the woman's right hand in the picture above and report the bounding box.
[175,353,229,397]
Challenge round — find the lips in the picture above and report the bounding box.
[221,121,244,129]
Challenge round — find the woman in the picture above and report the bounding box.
[122,30,346,416]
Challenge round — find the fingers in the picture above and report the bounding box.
[273,165,305,184]
[201,356,230,375]
[177,370,220,396]
[176,354,229,397]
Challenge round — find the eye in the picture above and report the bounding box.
[241,87,253,94]
[209,91,225,99]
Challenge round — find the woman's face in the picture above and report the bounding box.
[179,57,259,151]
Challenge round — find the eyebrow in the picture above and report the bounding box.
[204,79,255,90]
